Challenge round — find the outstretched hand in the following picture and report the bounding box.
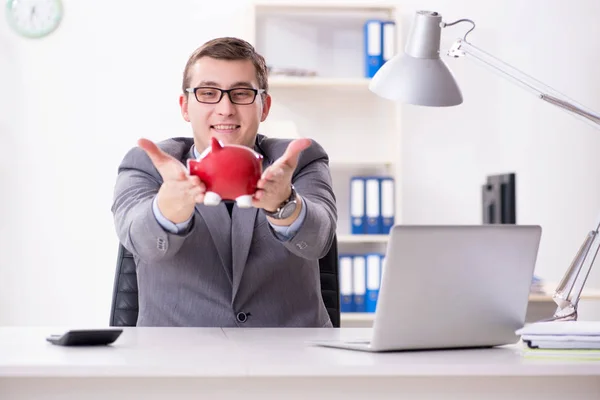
[252,138,311,212]
[138,138,206,224]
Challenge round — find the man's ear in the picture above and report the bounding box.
[179,94,190,122]
[260,94,272,122]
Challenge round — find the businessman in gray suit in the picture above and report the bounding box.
[111,37,337,327]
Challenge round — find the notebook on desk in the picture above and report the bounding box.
[311,225,542,352]
[517,321,600,349]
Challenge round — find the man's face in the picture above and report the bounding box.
[180,57,271,152]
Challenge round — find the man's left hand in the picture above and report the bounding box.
[252,138,311,211]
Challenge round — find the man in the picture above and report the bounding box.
[111,37,337,327]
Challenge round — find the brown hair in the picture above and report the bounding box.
[182,37,269,96]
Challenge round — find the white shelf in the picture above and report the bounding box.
[341,312,374,322]
[329,160,395,168]
[338,234,389,244]
[268,76,371,88]
[253,1,396,12]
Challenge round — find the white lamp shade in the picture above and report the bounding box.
[369,10,464,107]
[369,54,463,106]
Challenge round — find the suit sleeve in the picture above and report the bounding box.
[111,148,195,262]
[267,141,337,260]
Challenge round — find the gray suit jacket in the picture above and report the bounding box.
[111,134,337,327]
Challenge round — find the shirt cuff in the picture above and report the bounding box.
[269,196,307,241]
[152,196,192,234]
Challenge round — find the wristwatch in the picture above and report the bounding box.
[264,185,298,220]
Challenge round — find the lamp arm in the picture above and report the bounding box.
[447,37,600,321]
[448,39,600,130]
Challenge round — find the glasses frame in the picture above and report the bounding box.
[185,86,266,105]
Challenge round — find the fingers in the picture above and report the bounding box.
[187,176,206,204]
[280,138,311,170]
[260,138,311,181]
[251,190,264,209]
[137,138,172,166]
[259,166,284,183]
[187,175,204,189]
[138,138,187,181]
[253,189,264,201]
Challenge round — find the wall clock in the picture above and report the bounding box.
[5,0,63,38]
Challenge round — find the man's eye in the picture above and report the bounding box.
[199,91,216,96]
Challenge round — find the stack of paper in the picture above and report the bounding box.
[516,321,600,349]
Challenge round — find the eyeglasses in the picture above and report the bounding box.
[185,86,266,105]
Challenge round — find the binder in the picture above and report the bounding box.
[365,253,381,313]
[352,255,366,313]
[364,20,384,78]
[380,177,395,234]
[350,177,366,234]
[382,21,396,64]
[365,177,381,234]
[339,255,354,312]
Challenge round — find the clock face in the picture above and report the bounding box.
[5,0,63,38]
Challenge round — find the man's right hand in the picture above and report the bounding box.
[138,138,206,224]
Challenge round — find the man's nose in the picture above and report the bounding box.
[215,93,236,115]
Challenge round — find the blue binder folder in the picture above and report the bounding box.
[365,177,381,234]
[352,255,366,313]
[365,253,381,313]
[380,177,395,234]
[339,254,354,312]
[350,177,366,234]
[364,20,384,78]
[382,21,396,64]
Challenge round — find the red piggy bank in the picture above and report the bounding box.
[187,137,263,208]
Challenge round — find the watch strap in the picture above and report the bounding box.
[264,186,297,219]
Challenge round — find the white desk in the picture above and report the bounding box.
[1,327,599,400]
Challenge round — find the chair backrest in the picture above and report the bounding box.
[109,236,341,327]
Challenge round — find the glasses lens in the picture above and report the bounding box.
[229,89,256,104]
[195,88,221,103]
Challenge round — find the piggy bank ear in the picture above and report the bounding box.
[211,137,224,152]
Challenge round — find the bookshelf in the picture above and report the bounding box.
[246,0,403,235]
[245,1,402,325]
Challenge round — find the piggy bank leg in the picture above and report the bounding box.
[203,191,222,206]
[235,195,253,208]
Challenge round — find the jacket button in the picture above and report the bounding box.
[236,312,248,323]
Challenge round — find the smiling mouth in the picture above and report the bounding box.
[211,124,240,133]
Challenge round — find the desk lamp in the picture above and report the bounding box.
[369,10,600,322]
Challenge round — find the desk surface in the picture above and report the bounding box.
[1,327,599,379]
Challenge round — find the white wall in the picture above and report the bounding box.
[397,0,600,319]
[398,0,600,282]
[0,0,255,326]
[2,0,600,326]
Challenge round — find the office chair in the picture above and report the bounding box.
[109,235,341,327]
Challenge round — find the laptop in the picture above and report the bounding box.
[312,224,542,352]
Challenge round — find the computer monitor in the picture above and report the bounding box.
[482,173,516,224]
